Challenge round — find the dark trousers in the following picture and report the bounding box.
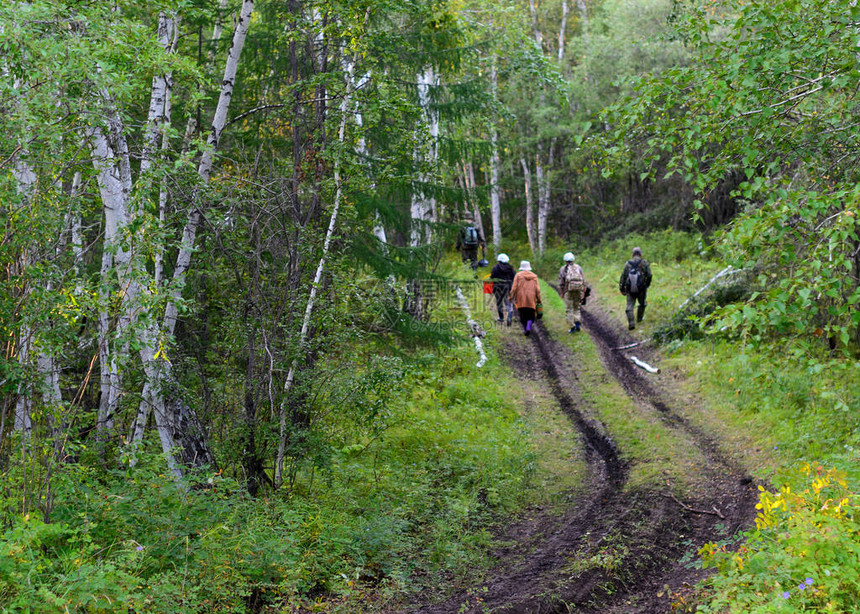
[518,307,536,331]
[461,246,478,270]
[626,290,647,326]
[493,286,513,321]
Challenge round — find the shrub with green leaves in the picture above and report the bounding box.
[699,463,860,613]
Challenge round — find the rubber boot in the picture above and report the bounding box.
[637,305,646,323]
[626,309,635,330]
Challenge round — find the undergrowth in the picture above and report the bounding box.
[0,267,570,613]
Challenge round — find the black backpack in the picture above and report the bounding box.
[627,260,641,294]
[463,225,479,246]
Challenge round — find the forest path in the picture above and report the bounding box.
[413,295,759,613]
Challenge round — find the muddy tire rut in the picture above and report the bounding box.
[413,303,759,613]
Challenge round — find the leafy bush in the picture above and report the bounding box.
[699,463,860,613]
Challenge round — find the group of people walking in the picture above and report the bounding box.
[489,255,541,335]
[485,247,653,336]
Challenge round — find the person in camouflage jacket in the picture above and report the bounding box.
[618,247,652,330]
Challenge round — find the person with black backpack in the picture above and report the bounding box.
[455,213,485,273]
[490,253,516,325]
[619,246,653,330]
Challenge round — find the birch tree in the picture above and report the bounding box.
[488,59,502,248]
[275,7,372,488]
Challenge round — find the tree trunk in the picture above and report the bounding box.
[275,16,367,487]
[90,123,132,441]
[558,0,569,62]
[537,139,555,256]
[576,0,591,91]
[182,0,230,149]
[528,0,543,50]
[410,65,438,249]
[465,161,486,241]
[489,60,502,248]
[135,0,255,473]
[11,155,37,436]
[520,157,537,254]
[140,13,176,176]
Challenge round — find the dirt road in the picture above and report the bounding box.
[414,302,758,613]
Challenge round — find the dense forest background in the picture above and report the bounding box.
[3,0,860,611]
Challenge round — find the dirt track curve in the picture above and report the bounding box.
[413,302,759,614]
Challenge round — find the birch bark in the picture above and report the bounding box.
[11,156,37,436]
[528,0,543,50]
[520,158,537,254]
[536,140,555,256]
[488,60,502,248]
[410,66,439,248]
[558,0,569,62]
[131,0,255,472]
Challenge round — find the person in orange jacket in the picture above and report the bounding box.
[510,260,541,336]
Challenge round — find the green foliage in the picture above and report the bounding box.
[699,464,860,613]
[671,334,860,611]
[603,0,860,354]
[0,327,542,611]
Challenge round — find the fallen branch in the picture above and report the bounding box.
[612,341,643,351]
[630,355,660,374]
[678,266,739,311]
[664,492,725,519]
[454,284,488,368]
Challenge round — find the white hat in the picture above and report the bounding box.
[518,260,532,271]
[497,253,510,263]
[563,252,575,262]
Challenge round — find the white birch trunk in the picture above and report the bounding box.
[90,125,132,436]
[535,152,547,256]
[488,61,502,248]
[454,285,487,368]
[520,158,537,254]
[12,155,38,435]
[129,14,179,453]
[528,0,543,50]
[130,0,254,471]
[466,162,486,241]
[275,24,366,487]
[410,66,438,248]
[163,0,255,331]
[182,0,230,149]
[351,70,387,244]
[558,0,569,62]
[536,140,555,256]
[14,332,33,434]
[140,13,176,176]
[576,0,590,87]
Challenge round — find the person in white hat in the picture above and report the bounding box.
[490,253,515,325]
[510,261,541,336]
[558,252,586,333]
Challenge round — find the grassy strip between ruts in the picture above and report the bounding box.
[537,278,710,494]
